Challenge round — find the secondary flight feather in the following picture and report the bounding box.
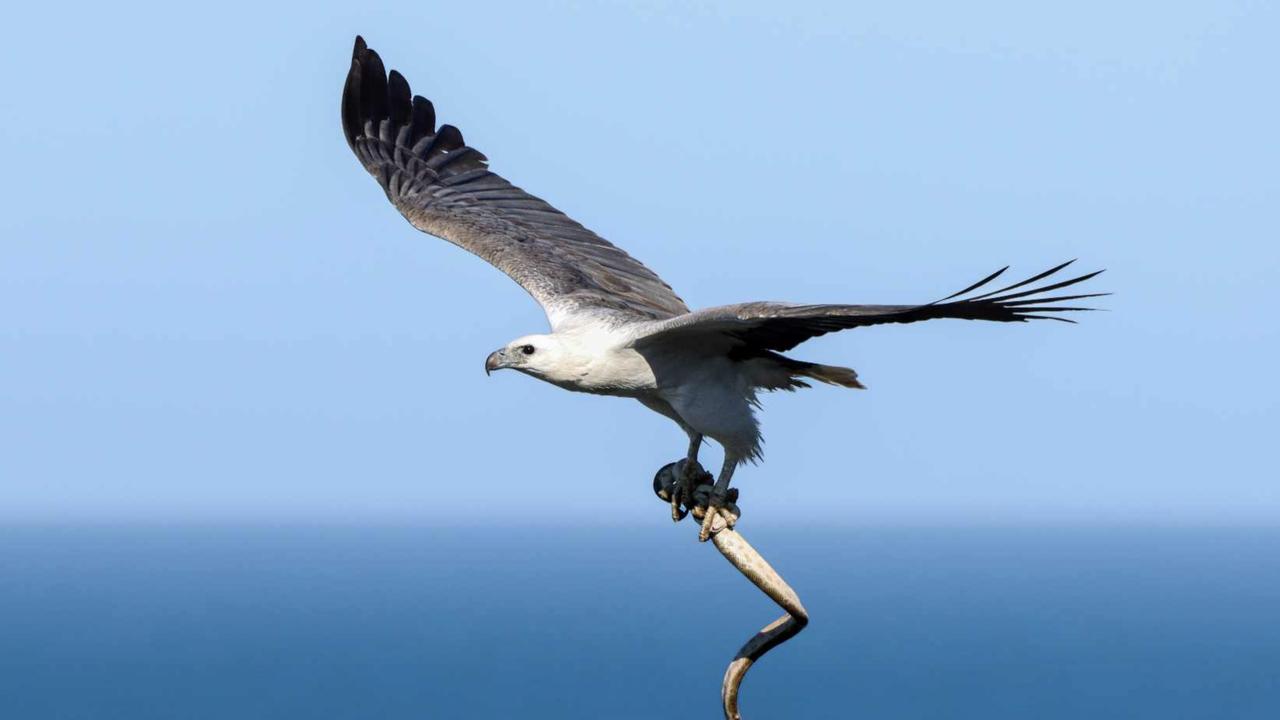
[342,36,1105,541]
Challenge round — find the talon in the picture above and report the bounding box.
[697,490,740,542]
[698,501,721,541]
[671,460,691,521]
[699,508,717,542]
[670,482,688,522]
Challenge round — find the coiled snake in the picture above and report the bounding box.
[653,462,809,720]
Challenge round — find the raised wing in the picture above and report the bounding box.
[342,37,688,329]
[633,261,1106,352]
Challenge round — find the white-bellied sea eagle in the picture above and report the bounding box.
[342,37,1105,540]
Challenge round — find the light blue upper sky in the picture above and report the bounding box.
[2,1,1276,525]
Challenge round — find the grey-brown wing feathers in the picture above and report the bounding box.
[342,36,688,329]
[635,261,1106,352]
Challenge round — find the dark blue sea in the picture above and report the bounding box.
[2,524,1277,719]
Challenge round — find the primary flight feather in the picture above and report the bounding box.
[342,36,1105,540]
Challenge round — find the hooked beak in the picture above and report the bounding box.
[484,350,505,376]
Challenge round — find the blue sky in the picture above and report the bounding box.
[2,1,1276,525]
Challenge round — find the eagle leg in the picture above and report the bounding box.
[669,436,704,521]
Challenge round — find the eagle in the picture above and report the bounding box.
[342,37,1104,541]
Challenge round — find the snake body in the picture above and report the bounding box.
[711,528,810,720]
[653,463,809,720]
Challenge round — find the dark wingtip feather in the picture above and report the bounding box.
[408,96,436,146]
[434,124,465,152]
[996,265,1106,323]
[1011,306,1098,313]
[989,268,1105,303]
[387,70,412,127]
[353,35,366,57]
[935,266,1009,303]
[341,50,364,148]
[1001,291,1111,307]
[969,259,1077,301]
[1021,315,1078,323]
[920,261,1107,325]
[355,45,388,126]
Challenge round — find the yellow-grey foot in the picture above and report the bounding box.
[692,486,741,542]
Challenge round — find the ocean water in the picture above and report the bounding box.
[1,524,1277,719]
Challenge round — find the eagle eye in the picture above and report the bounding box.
[521,344,536,355]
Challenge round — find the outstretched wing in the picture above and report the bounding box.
[633,261,1106,352]
[342,37,688,330]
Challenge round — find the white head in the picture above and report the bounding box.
[484,334,582,384]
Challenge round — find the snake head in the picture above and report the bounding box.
[652,459,718,502]
[652,462,681,502]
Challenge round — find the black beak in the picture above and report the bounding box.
[484,350,503,376]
